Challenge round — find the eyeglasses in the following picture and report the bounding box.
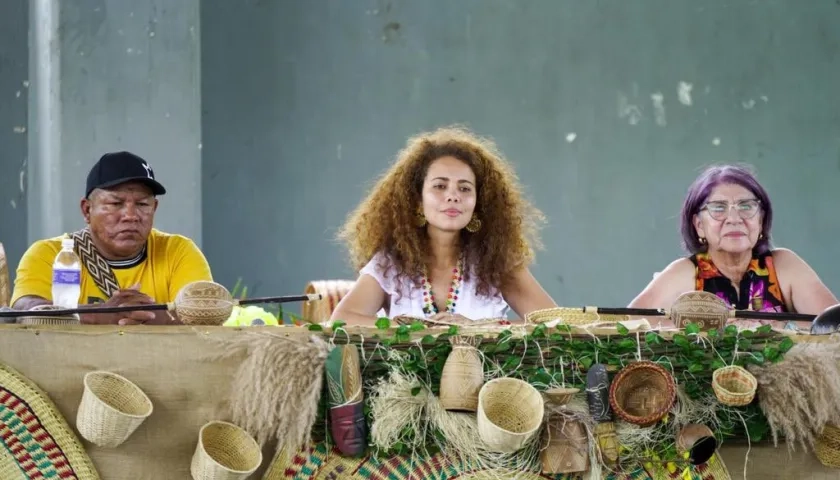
[700,199,761,221]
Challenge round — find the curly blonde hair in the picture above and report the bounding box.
[337,125,545,298]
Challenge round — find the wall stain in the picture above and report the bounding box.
[382,22,401,44]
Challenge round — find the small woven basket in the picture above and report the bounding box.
[477,377,544,453]
[608,361,676,426]
[815,424,840,468]
[191,420,262,480]
[711,365,757,406]
[76,371,153,448]
[175,281,235,326]
[17,304,81,325]
[302,280,355,322]
[525,307,629,326]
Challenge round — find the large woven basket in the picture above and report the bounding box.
[190,420,262,480]
[17,304,81,325]
[175,281,235,325]
[76,371,153,448]
[525,307,629,325]
[302,280,355,323]
[608,361,676,426]
[477,377,544,453]
[815,424,840,468]
[711,365,757,406]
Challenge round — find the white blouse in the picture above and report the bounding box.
[360,251,510,320]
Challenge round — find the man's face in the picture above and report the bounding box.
[81,182,158,259]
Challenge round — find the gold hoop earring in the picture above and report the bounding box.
[466,216,482,233]
[415,207,427,227]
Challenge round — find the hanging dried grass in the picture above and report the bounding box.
[220,332,332,449]
[748,342,840,453]
[368,370,430,451]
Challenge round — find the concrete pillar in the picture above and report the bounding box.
[27,0,202,245]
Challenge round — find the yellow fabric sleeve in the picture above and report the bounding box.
[10,238,61,306]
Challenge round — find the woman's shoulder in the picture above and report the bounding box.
[767,248,809,271]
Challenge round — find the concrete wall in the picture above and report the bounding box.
[200,0,840,310]
[3,0,838,313]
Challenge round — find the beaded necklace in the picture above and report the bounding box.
[421,259,463,317]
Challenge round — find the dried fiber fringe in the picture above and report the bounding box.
[369,369,553,480]
[748,342,840,453]
[215,332,332,449]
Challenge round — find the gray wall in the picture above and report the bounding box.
[201,0,840,312]
[0,0,29,277]
[2,0,838,313]
[26,0,202,245]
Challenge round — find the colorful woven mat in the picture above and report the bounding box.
[262,443,731,480]
[0,362,100,479]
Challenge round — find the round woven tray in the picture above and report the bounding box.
[16,304,81,325]
[608,361,676,426]
[525,307,629,325]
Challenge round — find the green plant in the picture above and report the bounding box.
[313,319,794,461]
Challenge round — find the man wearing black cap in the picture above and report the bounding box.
[11,151,213,325]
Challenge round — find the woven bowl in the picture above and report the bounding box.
[76,371,153,448]
[543,387,580,407]
[712,365,757,406]
[175,281,235,325]
[17,304,81,325]
[815,424,840,468]
[477,377,544,453]
[608,361,676,426]
[191,421,262,480]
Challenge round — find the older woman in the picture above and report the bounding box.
[331,126,557,326]
[629,164,837,327]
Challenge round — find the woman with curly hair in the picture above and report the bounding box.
[331,126,556,326]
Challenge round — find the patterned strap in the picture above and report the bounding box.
[71,228,120,298]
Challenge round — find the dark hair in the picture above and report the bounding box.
[679,164,773,254]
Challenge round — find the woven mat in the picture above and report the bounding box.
[262,442,731,480]
[0,362,100,480]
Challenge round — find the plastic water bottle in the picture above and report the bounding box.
[52,237,82,308]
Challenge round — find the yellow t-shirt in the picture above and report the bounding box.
[11,228,213,306]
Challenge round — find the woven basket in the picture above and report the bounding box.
[190,420,262,480]
[76,371,153,448]
[608,361,676,426]
[302,280,355,323]
[175,281,235,325]
[17,304,81,325]
[439,335,484,411]
[815,424,840,468]
[670,291,729,331]
[711,365,757,406]
[525,307,629,326]
[477,377,544,453]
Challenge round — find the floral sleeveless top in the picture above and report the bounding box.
[690,251,787,313]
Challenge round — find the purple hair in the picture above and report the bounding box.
[679,164,773,255]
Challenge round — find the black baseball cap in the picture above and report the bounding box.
[85,151,167,198]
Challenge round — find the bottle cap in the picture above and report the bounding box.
[61,237,75,249]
